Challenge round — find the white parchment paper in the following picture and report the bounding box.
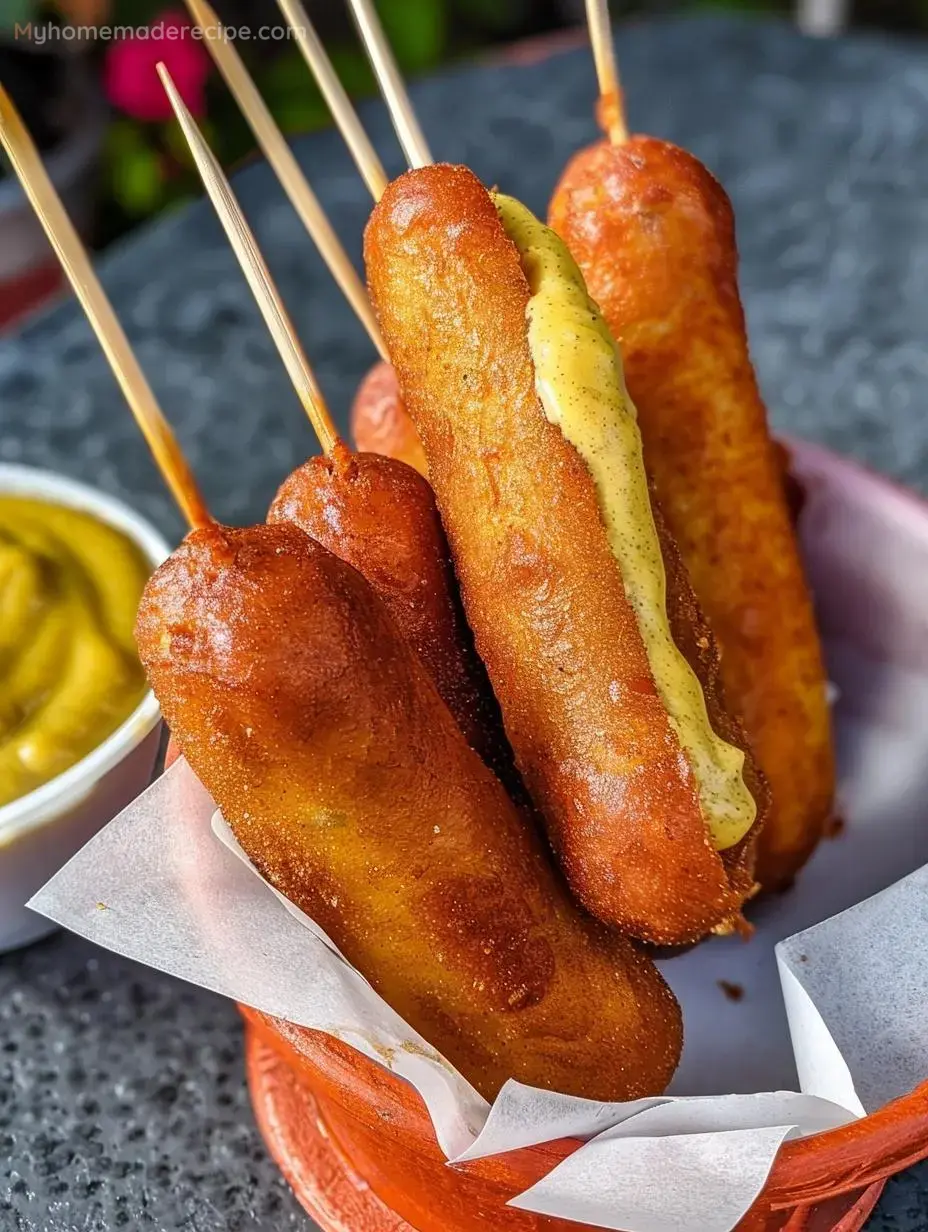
[26,443,928,1231]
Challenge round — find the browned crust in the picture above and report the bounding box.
[267,443,515,788]
[653,494,767,918]
[365,163,763,944]
[350,359,429,477]
[135,522,682,1101]
[549,136,835,889]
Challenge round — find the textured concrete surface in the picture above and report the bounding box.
[2,13,928,1229]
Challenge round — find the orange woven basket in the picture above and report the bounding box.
[242,1007,928,1231]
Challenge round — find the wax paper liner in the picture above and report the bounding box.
[30,709,928,1232]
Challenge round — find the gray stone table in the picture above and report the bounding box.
[2,13,928,1230]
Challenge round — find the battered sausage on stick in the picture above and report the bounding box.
[350,359,428,477]
[268,443,510,781]
[158,69,511,782]
[549,137,834,889]
[365,164,768,946]
[136,521,682,1101]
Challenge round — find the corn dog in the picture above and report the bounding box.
[268,442,512,783]
[549,137,834,889]
[136,520,682,1100]
[365,164,768,945]
[350,359,428,477]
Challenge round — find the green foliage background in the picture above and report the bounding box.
[97,0,792,234]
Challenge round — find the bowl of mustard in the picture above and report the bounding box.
[0,464,170,952]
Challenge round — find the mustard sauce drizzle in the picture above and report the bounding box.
[493,194,755,849]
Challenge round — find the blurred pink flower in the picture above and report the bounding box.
[104,10,210,122]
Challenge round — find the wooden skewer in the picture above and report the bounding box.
[275,0,389,202]
[584,0,628,145]
[345,0,432,171]
[158,64,340,457]
[0,84,210,531]
[183,0,387,360]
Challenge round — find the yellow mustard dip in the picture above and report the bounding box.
[0,496,150,810]
[492,193,755,850]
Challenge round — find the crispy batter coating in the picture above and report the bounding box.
[365,164,763,944]
[135,522,682,1101]
[351,359,428,477]
[654,495,767,924]
[549,137,835,889]
[268,443,512,784]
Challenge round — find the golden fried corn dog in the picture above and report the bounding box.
[268,442,512,784]
[549,137,834,889]
[365,165,767,945]
[350,359,428,477]
[136,521,681,1101]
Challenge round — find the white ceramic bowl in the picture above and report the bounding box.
[0,465,171,952]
